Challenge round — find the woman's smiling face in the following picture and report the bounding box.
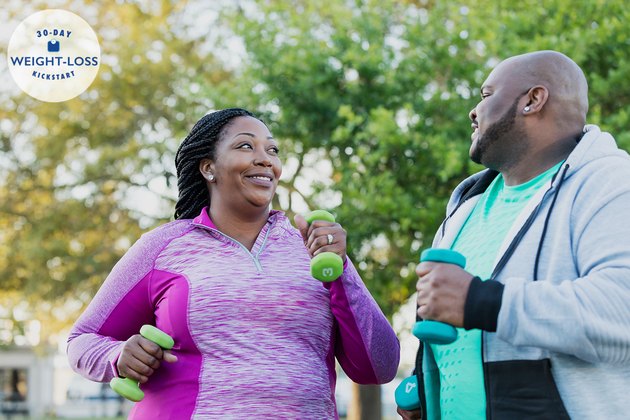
[204,116,282,211]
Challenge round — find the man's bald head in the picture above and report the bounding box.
[470,51,588,181]
[493,50,589,127]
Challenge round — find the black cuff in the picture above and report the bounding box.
[463,276,504,332]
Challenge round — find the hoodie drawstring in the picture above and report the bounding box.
[533,163,570,280]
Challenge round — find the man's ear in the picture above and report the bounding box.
[523,85,549,115]
[199,158,215,182]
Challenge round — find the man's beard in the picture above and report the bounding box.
[471,97,527,170]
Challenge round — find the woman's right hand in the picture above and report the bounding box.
[116,334,178,383]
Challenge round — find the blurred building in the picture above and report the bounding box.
[0,344,130,419]
[0,346,53,417]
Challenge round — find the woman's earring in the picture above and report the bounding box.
[207,174,215,182]
[524,106,530,112]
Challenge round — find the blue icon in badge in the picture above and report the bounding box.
[47,40,60,52]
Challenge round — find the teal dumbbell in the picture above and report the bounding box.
[412,248,466,345]
[304,210,343,282]
[110,325,174,402]
[395,249,467,411]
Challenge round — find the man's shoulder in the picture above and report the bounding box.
[569,125,630,178]
[570,151,630,191]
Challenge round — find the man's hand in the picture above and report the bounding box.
[415,261,475,327]
[397,406,422,420]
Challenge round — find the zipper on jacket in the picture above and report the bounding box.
[253,227,272,271]
[218,230,265,272]
[192,223,272,273]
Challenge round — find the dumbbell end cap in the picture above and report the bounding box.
[412,320,458,344]
[311,252,344,282]
[140,325,174,349]
[420,248,466,268]
[110,377,144,402]
[304,209,336,224]
[394,376,421,411]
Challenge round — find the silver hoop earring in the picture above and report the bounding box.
[524,106,530,112]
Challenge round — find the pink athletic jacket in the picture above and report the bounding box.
[67,208,399,419]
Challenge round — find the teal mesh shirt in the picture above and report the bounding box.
[429,162,562,419]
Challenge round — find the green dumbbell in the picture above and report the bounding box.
[109,325,174,402]
[412,248,466,344]
[304,210,344,282]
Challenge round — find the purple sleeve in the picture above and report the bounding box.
[326,258,400,384]
[66,223,188,382]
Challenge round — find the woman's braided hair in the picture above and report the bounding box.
[174,108,254,219]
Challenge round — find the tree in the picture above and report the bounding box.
[0,0,234,345]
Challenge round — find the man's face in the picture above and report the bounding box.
[470,97,520,166]
[469,62,529,170]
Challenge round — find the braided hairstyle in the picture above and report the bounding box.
[174,108,254,219]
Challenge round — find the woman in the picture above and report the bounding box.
[67,108,399,418]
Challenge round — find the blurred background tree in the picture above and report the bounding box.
[0,0,238,346]
[1,0,629,418]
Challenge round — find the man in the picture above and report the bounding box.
[399,50,630,419]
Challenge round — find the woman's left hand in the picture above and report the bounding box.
[294,214,347,263]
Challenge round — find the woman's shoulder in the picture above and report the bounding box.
[269,211,301,233]
[107,220,194,274]
[267,211,309,248]
[150,218,194,234]
[132,219,195,253]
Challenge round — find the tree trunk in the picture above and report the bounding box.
[347,382,382,420]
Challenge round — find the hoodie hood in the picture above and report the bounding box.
[563,124,629,177]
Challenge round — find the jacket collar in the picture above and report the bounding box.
[192,206,286,230]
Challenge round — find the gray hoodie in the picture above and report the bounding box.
[423,125,630,419]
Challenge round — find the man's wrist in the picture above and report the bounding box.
[463,276,504,331]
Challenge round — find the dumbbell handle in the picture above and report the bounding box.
[109,325,174,402]
[412,248,465,344]
[304,210,344,282]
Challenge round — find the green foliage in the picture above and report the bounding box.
[0,0,234,342]
[1,0,629,344]
[227,0,630,316]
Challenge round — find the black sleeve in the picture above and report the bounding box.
[463,276,504,331]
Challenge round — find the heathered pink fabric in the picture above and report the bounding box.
[67,208,399,419]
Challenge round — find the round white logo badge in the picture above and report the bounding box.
[7,9,100,102]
